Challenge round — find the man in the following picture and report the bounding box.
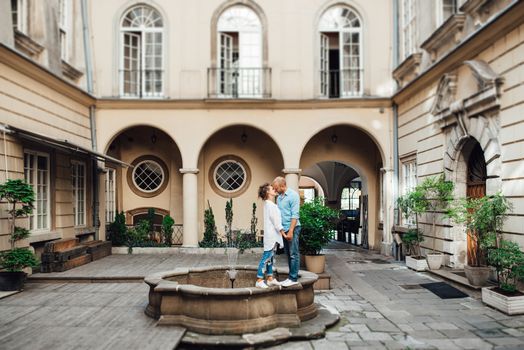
[272,176,300,287]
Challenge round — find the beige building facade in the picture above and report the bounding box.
[0,0,523,267]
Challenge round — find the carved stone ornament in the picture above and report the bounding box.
[432,60,503,129]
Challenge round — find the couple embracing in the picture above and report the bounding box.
[255,176,300,288]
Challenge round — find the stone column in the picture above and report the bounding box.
[380,167,395,256]
[180,168,199,247]
[282,168,301,192]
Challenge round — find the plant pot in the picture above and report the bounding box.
[426,253,443,270]
[305,255,325,274]
[0,271,27,291]
[464,265,491,286]
[405,255,428,272]
[482,287,524,315]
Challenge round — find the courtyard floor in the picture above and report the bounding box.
[1,244,524,349]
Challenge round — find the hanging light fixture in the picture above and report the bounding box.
[331,130,338,143]
[241,128,247,143]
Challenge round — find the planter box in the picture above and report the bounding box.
[405,256,428,271]
[482,287,524,315]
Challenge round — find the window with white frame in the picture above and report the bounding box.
[105,168,116,223]
[216,5,263,98]
[319,6,363,98]
[401,157,417,225]
[401,0,416,59]
[59,0,71,61]
[437,0,457,26]
[11,0,27,33]
[340,181,361,211]
[72,161,86,227]
[120,5,164,98]
[24,151,50,231]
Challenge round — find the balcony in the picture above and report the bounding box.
[320,69,363,98]
[208,67,271,99]
[120,69,164,98]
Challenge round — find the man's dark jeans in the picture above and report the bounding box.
[283,226,301,281]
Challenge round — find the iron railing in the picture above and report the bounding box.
[320,69,363,98]
[119,69,164,98]
[208,67,272,98]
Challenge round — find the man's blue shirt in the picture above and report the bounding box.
[277,188,301,231]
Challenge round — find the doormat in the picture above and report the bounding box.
[420,282,468,299]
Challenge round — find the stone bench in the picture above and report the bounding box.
[75,230,96,243]
[40,237,113,272]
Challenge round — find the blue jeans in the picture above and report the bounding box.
[284,226,300,281]
[257,247,276,279]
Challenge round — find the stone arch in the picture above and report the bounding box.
[210,0,268,67]
[445,115,502,196]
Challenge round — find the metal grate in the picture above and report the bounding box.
[215,161,245,192]
[172,224,183,245]
[133,160,163,192]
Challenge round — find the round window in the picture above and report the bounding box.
[132,160,165,193]
[214,160,246,192]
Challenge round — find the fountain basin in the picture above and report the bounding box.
[144,265,318,335]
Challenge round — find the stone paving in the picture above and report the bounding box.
[0,244,523,349]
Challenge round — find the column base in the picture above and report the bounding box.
[380,242,393,256]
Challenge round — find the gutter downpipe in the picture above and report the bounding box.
[392,0,400,258]
[81,0,99,240]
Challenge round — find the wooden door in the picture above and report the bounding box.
[466,142,487,266]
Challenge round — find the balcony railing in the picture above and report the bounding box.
[120,69,164,98]
[320,69,363,98]
[208,67,271,99]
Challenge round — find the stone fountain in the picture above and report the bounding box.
[144,265,319,335]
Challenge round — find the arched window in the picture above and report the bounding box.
[215,5,263,98]
[120,5,164,98]
[319,6,363,98]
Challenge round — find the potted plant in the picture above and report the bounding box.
[397,190,428,271]
[0,179,39,291]
[418,175,454,270]
[299,198,339,273]
[450,193,511,286]
[482,239,524,315]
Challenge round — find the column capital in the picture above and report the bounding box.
[179,168,199,174]
[380,167,394,173]
[282,168,302,175]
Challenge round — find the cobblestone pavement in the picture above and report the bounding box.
[1,245,523,349]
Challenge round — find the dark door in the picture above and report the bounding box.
[466,142,487,266]
[361,195,369,249]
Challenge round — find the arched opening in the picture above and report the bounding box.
[119,4,164,97]
[300,125,383,249]
[105,126,183,244]
[457,138,487,266]
[299,176,325,204]
[198,125,284,241]
[318,5,363,98]
[211,4,267,98]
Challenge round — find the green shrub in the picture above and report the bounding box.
[0,179,38,272]
[299,198,339,255]
[107,211,127,246]
[487,240,524,293]
[161,215,175,246]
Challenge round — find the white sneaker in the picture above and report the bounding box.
[255,280,268,289]
[267,279,281,287]
[281,279,299,287]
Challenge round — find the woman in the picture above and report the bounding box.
[255,183,285,288]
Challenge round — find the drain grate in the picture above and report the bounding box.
[369,259,391,264]
[399,284,424,290]
[347,260,369,264]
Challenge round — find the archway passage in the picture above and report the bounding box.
[465,140,487,266]
[299,125,383,250]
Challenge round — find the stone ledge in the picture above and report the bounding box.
[27,231,62,244]
[179,304,339,348]
[112,246,264,255]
